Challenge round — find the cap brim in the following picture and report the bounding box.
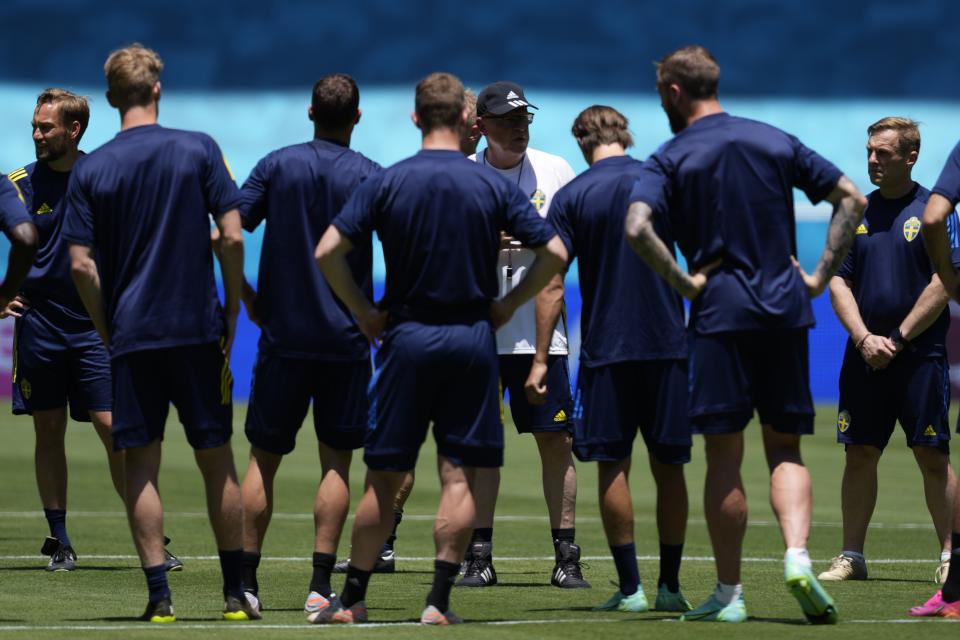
[483,101,539,116]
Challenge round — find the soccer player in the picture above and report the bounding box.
[6,90,181,573]
[333,86,480,577]
[62,44,256,623]
[314,72,567,624]
[234,73,381,614]
[626,46,866,623]
[820,118,957,585]
[464,80,588,589]
[0,176,38,318]
[911,137,960,618]
[544,105,692,612]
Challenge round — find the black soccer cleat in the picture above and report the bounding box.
[41,536,76,572]
[139,597,176,623]
[551,541,591,588]
[457,542,497,587]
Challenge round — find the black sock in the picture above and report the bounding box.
[472,527,493,544]
[425,560,460,613]
[552,528,575,544]
[943,537,960,602]
[610,543,640,596]
[340,565,372,608]
[43,508,71,547]
[953,531,960,551]
[242,551,261,595]
[219,549,245,600]
[144,563,171,603]
[658,543,683,592]
[384,510,403,552]
[310,552,336,597]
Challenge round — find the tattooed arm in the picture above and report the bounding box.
[625,201,715,300]
[794,176,867,298]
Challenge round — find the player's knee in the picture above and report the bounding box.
[845,444,881,469]
[913,446,949,476]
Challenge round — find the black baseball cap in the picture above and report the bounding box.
[476,81,538,117]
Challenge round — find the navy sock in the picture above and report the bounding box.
[610,543,640,596]
[383,510,403,552]
[943,538,960,603]
[472,528,493,544]
[658,543,683,592]
[341,565,372,608]
[425,560,460,613]
[242,551,260,595]
[144,563,171,603]
[219,548,245,600]
[43,509,70,547]
[310,552,336,597]
[953,531,960,552]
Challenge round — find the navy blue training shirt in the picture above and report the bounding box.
[836,183,960,357]
[333,149,556,323]
[630,112,843,334]
[61,124,242,357]
[0,175,32,235]
[933,140,960,205]
[549,155,686,366]
[240,139,381,360]
[8,161,94,333]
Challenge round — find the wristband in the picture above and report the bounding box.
[889,327,909,347]
[855,333,870,350]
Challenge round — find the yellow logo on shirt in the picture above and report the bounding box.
[903,216,921,242]
[855,223,868,235]
[553,409,567,423]
[20,378,31,400]
[35,203,52,214]
[837,410,851,433]
[530,189,546,212]
[924,425,937,437]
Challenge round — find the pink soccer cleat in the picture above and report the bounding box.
[909,590,960,617]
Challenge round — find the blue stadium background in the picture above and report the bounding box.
[1,0,959,400]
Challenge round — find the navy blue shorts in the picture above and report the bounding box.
[245,352,369,455]
[837,345,950,453]
[689,329,814,435]
[573,360,691,464]
[111,342,233,451]
[499,354,573,433]
[11,312,111,423]
[365,320,503,472]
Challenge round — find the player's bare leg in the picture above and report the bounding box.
[649,454,690,608]
[125,440,166,569]
[597,458,633,546]
[761,426,811,550]
[33,408,69,511]
[89,410,124,499]
[435,458,476,563]
[471,467,499,530]
[315,443,352,554]
[838,445,881,554]
[347,470,407,571]
[702,432,746,585]
[241,447,282,553]
[395,471,415,511]
[533,430,576,529]
[912,446,955,558]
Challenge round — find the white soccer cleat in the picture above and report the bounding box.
[817,554,867,581]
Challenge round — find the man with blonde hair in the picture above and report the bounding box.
[821,117,957,585]
[316,71,567,624]
[63,44,254,623]
[5,89,181,573]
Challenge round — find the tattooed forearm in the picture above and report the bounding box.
[625,201,698,299]
[812,176,867,285]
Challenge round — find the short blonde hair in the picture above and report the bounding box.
[104,43,163,110]
[415,72,464,133]
[464,88,478,127]
[867,116,920,155]
[36,88,90,141]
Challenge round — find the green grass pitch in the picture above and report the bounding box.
[0,401,958,638]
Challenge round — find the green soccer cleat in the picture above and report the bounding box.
[785,559,838,624]
[681,594,747,622]
[139,598,176,623]
[655,583,693,612]
[593,587,649,612]
[222,593,262,621]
